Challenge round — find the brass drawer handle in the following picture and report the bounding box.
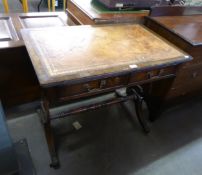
[84,80,106,92]
[192,72,198,78]
[147,69,166,79]
[159,69,165,75]
[147,72,160,80]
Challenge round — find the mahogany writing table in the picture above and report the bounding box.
[67,0,149,25]
[21,24,190,167]
[145,15,202,101]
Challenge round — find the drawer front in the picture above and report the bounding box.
[45,66,176,103]
[46,75,129,102]
[129,66,176,84]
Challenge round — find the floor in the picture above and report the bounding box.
[6,97,202,175]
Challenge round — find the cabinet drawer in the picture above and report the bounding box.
[166,63,202,100]
[129,66,176,84]
[182,55,202,68]
[46,75,129,102]
[172,63,202,88]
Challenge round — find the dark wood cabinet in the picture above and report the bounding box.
[67,0,149,25]
[145,14,202,102]
[0,12,68,108]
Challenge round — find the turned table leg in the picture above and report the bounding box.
[143,77,175,121]
[40,98,60,168]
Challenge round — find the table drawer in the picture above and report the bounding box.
[45,66,176,103]
[46,75,129,102]
[129,66,176,84]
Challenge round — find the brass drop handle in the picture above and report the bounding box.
[147,69,165,79]
[192,72,198,78]
[84,80,106,92]
[159,69,164,75]
[147,72,159,79]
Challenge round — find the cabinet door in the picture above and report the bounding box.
[0,13,69,107]
[0,17,18,42]
[19,12,67,28]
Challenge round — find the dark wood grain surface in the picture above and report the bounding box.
[0,12,68,107]
[149,6,202,17]
[67,0,149,25]
[145,13,202,101]
[152,15,202,46]
[0,12,68,49]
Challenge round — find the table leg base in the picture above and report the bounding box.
[41,85,152,168]
[40,99,60,169]
[126,86,150,133]
[50,156,60,169]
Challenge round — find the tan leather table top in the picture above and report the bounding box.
[21,24,190,86]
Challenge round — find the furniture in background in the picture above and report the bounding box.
[38,0,67,12]
[21,0,29,13]
[67,0,149,25]
[2,0,67,13]
[21,24,191,167]
[2,0,9,13]
[145,6,202,102]
[2,0,29,13]
[149,5,202,16]
[184,0,202,6]
[0,12,68,108]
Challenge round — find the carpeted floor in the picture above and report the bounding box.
[7,97,202,175]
